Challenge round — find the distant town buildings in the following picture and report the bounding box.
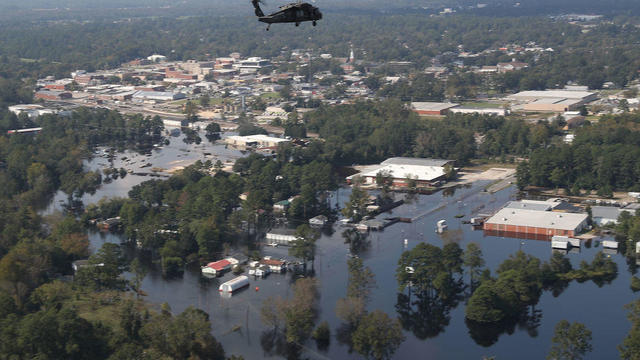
[35,90,72,101]
[8,104,56,119]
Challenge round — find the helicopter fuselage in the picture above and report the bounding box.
[252,1,322,27]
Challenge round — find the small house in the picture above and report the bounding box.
[309,215,328,226]
[98,217,122,230]
[260,257,286,273]
[274,200,290,213]
[201,259,232,276]
[72,260,104,274]
[225,255,248,268]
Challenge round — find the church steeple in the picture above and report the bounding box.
[349,44,355,63]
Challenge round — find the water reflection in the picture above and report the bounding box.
[260,329,302,360]
[396,292,451,339]
[341,228,370,255]
[465,306,542,347]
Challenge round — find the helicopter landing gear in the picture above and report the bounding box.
[312,21,317,26]
[295,22,299,27]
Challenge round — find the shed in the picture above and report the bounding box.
[219,276,250,293]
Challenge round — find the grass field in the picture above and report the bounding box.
[260,92,281,100]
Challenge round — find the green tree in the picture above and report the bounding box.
[141,306,225,360]
[547,320,593,360]
[130,258,148,298]
[205,122,221,135]
[289,224,319,271]
[346,257,377,300]
[0,241,49,308]
[352,310,405,360]
[342,182,369,222]
[8,307,109,359]
[284,278,319,344]
[464,242,485,288]
[619,99,630,112]
[75,243,127,291]
[312,321,331,349]
[620,300,640,360]
[516,161,531,190]
[183,101,198,122]
[465,280,505,323]
[199,94,210,107]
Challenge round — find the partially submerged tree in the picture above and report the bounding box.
[547,320,592,360]
[352,310,405,360]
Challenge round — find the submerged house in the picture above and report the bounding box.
[201,259,232,276]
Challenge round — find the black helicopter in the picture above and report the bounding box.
[251,0,322,30]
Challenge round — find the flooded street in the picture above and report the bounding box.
[59,130,634,359]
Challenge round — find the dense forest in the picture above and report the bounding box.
[302,100,558,166]
[0,115,233,358]
[517,112,640,194]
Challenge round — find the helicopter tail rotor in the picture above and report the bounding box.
[251,0,265,17]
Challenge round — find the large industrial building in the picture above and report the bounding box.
[508,90,597,112]
[484,206,589,239]
[347,157,454,187]
[410,102,459,116]
[449,107,508,116]
[224,134,290,148]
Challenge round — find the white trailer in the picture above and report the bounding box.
[552,235,581,248]
[265,233,297,245]
[552,240,569,250]
[436,220,448,233]
[602,240,619,249]
[219,275,250,293]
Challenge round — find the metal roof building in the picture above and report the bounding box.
[347,157,452,187]
[484,208,588,237]
[508,90,596,102]
[410,102,459,116]
[381,157,453,168]
[224,135,290,148]
[591,206,632,226]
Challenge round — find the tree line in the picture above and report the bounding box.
[517,112,640,194]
